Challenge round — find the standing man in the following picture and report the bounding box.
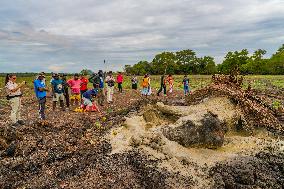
[183,75,190,96]
[67,73,81,106]
[80,74,89,99]
[157,74,167,96]
[116,72,123,93]
[34,73,48,120]
[51,73,65,111]
[98,70,105,106]
[61,74,70,109]
[105,71,115,103]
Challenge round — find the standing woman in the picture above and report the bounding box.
[131,75,138,90]
[116,72,124,93]
[167,74,174,93]
[141,74,149,96]
[105,71,115,103]
[5,74,26,127]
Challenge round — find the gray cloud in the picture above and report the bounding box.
[0,0,284,72]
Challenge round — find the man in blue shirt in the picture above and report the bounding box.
[82,89,100,112]
[34,73,48,120]
[51,73,65,111]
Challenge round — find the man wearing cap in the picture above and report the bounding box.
[51,73,65,111]
[34,73,48,120]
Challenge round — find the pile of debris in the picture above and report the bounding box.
[186,74,284,134]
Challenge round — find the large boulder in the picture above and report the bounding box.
[162,112,226,148]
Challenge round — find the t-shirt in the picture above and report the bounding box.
[80,77,89,91]
[183,78,189,87]
[51,79,64,94]
[142,77,149,87]
[67,79,81,94]
[168,76,173,85]
[105,76,115,87]
[83,89,98,99]
[131,77,138,84]
[34,79,46,99]
[5,81,22,96]
[117,74,123,83]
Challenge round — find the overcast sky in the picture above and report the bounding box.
[0,0,284,73]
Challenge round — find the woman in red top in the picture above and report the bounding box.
[80,74,89,99]
[116,72,124,93]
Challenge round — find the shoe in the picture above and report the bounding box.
[17,120,25,125]
[11,122,20,129]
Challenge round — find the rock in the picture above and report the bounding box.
[163,112,226,148]
[5,142,17,157]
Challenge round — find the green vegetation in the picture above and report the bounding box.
[125,44,284,75]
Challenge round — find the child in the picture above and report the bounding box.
[116,72,123,93]
[183,75,190,96]
[51,73,65,111]
[105,71,115,103]
[34,73,48,120]
[67,73,81,106]
[167,74,174,93]
[82,89,101,112]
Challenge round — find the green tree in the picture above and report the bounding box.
[152,52,176,75]
[176,49,197,74]
[268,44,284,74]
[218,49,249,74]
[131,61,151,75]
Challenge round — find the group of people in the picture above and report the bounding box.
[4,71,191,127]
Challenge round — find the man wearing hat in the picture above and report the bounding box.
[34,72,48,120]
[51,73,65,111]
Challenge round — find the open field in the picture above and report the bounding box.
[0,74,284,188]
[1,74,284,93]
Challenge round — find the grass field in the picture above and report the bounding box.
[1,75,284,98]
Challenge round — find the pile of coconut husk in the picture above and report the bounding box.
[186,74,284,134]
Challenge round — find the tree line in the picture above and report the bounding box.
[124,44,284,75]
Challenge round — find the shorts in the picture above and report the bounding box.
[70,94,81,101]
[83,97,93,106]
[53,93,65,102]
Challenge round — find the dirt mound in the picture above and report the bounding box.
[210,150,284,189]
